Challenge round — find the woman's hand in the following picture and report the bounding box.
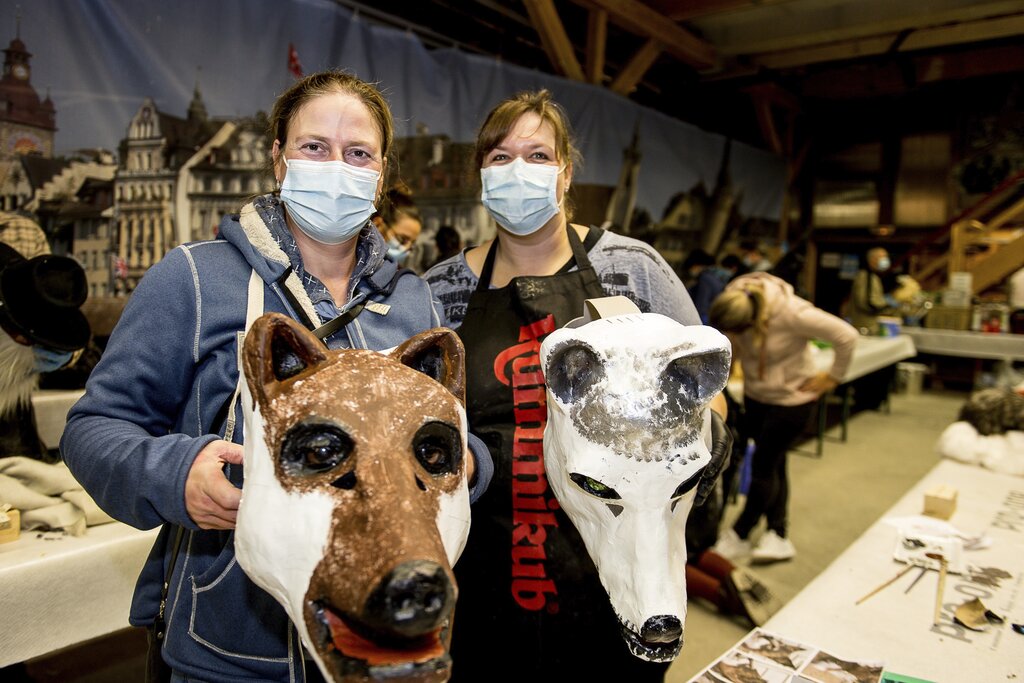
[799,372,840,397]
[185,440,244,530]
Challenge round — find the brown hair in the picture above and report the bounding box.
[376,187,422,227]
[268,70,394,180]
[474,90,581,219]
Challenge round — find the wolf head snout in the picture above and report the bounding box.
[641,614,682,646]
[364,560,455,640]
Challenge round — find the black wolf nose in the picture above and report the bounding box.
[365,560,454,639]
[641,615,682,645]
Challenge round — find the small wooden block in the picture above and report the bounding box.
[923,484,957,520]
[0,508,21,544]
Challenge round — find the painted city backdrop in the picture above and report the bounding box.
[0,0,785,297]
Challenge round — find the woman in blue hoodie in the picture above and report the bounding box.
[61,70,491,682]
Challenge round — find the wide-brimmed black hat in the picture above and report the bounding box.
[0,242,90,351]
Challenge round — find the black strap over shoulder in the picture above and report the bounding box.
[275,266,318,331]
[277,265,414,342]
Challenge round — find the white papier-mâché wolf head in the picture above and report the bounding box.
[237,313,471,683]
[539,298,730,662]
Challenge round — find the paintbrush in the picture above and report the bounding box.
[927,552,948,625]
[855,563,915,605]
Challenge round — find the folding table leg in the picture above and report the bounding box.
[840,386,853,442]
[816,393,827,457]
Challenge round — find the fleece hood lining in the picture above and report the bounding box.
[237,202,322,328]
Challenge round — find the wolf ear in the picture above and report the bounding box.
[391,327,466,406]
[544,340,605,404]
[243,313,329,404]
[661,349,731,413]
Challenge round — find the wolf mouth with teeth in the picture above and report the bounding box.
[236,313,471,682]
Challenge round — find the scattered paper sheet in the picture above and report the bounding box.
[688,629,886,683]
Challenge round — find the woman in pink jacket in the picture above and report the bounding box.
[710,272,858,563]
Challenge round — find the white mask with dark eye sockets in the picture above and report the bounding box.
[480,158,561,236]
[280,158,379,245]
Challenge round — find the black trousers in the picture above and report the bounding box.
[733,397,815,539]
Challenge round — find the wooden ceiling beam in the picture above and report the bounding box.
[575,0,716,69]
[753,14,1024,71]
[586,8,608,84]
[523,0,586,81]
[643,0,775,22]
[713,2,1024,56]
[746,82,802,157]
[797,43,1024,99]
[610,38,664,95]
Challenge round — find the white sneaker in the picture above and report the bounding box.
[712,528,752,561]
[751,530,796,563]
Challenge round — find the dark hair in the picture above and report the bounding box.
[721,254,743,269]
[683,248,715,269]
[376,188,421,227]
[268,70,394,181]
[434,225,461,253]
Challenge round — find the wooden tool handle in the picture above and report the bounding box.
[855,564,915,606]
[933,558,948,625]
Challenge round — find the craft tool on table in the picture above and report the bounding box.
[855,563,915,605]
[903,565,929,593]
[926,552,948,625]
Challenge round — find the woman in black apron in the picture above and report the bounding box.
[432,90,708,681]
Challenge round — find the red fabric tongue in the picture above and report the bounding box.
[322,609,444,666]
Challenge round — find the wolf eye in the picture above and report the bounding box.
[413,422,461,475]
[569,473,621,500]
[280,423,353,476]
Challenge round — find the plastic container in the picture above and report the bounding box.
[877,316,902,337]
[896,362,929,395]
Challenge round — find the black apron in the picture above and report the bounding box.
[450,225,670,681]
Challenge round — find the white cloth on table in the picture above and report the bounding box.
[0,456,113,535]
[936,421,1024,476]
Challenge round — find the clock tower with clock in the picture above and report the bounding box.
[0,27,56,158]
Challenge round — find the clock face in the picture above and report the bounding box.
[11,64,28,80]
[7,130,43,154]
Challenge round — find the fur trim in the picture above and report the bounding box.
[238,202,289,267]
[237,202,321,327]
[0,333,38,418]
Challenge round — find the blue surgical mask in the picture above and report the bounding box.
[34,346,73,373]
[386,237,410,265]
[279,158,380,245]
[480,158,561,236]
[876,257,891,271]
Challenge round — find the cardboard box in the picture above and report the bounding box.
[923,485,957,520]
[924,305,971,330]
[941,289,971,308]
[948,271,973,293]
[0,507,20,544]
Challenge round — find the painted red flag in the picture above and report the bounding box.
[112,255,128,279]
[288,43,303,79]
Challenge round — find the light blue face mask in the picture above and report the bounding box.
[876,257,891,271]
[34,346,73,373]
[385,237,411,265]
[480,158,562,236]
[279,158,380,245]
